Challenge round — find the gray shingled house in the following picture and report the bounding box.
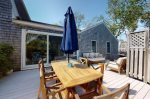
[0,0,64,70]
[78,23,118,59]
[0,0,118,70]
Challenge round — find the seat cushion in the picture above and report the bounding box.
[83,53,90,58]
[107,63,119,69]
[88,57,105,62]
[89,53,95,58]
[116,58,123,64]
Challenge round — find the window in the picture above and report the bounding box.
[107,42,111,53]
[92,40,97,52]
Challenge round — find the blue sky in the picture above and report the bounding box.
[24,0,108,24]
[23,0,148,41]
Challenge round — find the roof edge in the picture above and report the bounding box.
[13,19,63,32]
[14,0,31,21]
[103,22,118,41]
[80,22,104,33]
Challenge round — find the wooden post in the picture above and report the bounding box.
[144,31,148,83]
[138,48,144,80]
[134,48,138,78]
[147,29,150,83]
[126,33,130,76]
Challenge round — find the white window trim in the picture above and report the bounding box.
[106,41,111,54]
[91,40,97,53]
[21,29,63,70]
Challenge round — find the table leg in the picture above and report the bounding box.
[97,77,102,95]
[66,88,74,99]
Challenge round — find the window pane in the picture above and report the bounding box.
[26,33,47,65]
[107,42,110,53]
[49,36,64,61]
[92,41,96,52]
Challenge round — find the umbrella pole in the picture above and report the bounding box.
[68,54,69,63]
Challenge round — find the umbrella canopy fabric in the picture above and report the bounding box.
[60,6,78,54]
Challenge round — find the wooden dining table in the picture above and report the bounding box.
[51,60,103,99]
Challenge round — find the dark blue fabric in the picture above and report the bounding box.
[60,6,78,54]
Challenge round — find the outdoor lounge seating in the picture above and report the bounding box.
[74,83,130,99]
[93,83,130,99]
[80,52,105,66]
[106,57,127,74]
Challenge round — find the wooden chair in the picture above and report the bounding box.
[74,77,103,99]
[80,57,104,68]
[84,63,104,92]
[106,57,127,74]
[38,59,65,99]
[38,59,57,81]
[93,83,130,99]
[74,83,130,99]
[80,57,88,65]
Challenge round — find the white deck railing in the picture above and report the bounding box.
[126,30,150,83]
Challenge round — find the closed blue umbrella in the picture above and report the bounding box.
[60,6,78,63]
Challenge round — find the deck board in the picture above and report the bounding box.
[133,84,150,99]
[0,69,150,99]
[144,90,150,99]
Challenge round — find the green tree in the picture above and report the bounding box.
[84,15,105,28]
[88,15,120,37]
[108,0,146,37]
[74,12,85,29]
[141,2,150,28]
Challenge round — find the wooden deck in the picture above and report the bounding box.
[0,69,150,99]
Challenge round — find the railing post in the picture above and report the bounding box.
[126,32,130,76]
[144,30,148,83]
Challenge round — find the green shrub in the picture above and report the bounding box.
[0,43,14,77]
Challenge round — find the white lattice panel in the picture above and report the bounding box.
[129,31,146,48]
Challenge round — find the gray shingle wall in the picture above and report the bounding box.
[0,0,12,42]
[0,0,63,70]
[79,23,118,60]
[0,0,22,70]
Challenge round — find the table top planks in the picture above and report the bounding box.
[51,60,102,88]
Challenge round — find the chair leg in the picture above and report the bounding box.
[118,69,121,74]
[38,87,41,99]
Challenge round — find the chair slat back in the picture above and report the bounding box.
[93,83,130,99]
[80,58,88,65]
[38,59,47,99]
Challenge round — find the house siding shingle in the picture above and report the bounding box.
[79,23,118,60]
[0,0,63,70]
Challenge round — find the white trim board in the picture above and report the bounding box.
[21,29,63,70]
[13,20,63,32]
[27,30,63,37]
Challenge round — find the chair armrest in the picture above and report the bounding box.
[102,85,111,94]
[106,61,121,67]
